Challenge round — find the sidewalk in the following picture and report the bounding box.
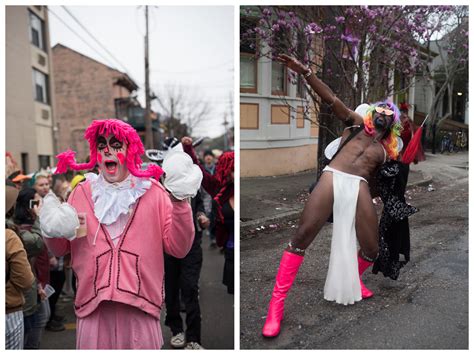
[241,157,435,232]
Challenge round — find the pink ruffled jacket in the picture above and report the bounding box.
[43,179,194,320]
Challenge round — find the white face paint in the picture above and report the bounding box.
[96,135,129,183]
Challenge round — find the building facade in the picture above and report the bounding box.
[6,5,56,173]
[410,38,468,146]
[240,13,321,178]
[52,44,148,161]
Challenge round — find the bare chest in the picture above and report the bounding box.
[331,131,385,176]
[348,134,385,163]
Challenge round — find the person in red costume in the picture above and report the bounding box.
[181,137,235,294]
[399,102,425,163]
[39,119,200,349]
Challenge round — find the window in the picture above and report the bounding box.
[114,98,129,120]
[296,75,306,98]
[240,55,257,92]
[240,17,258,93]
[21,153,29,174]
[271,28,290,96]
[271,62,287,96]
[393,70,408,105]
[32,69,49,104]
[38,155,50,169]
[296,32,307,98]
[29,11,45,50]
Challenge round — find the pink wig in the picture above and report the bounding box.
[55,119,163,180]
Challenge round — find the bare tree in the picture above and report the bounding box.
[154,85,212,138]
[241,5,468,158]
[422,8,468,151]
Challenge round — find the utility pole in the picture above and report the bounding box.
[227,91,233,149]
[144,5,153,149]
[170,98,175,138]
[223,113,228,151]
[228,91,234,121]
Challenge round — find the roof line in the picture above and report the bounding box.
[52,43,138,90]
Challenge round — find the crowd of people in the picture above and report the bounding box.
[5,119,234,350]
[5,165,74,349]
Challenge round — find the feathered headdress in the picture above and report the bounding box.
[55,119,163,179]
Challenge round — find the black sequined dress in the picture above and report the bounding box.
[372,161,418,280]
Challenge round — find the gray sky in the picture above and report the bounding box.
[48,5,234,138]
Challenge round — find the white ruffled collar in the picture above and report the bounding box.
[85,173,151,225]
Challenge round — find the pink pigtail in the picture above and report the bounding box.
[124,141,163,179]
[128,162,164,180]
[55,149,96,174]
[55,150,76,174]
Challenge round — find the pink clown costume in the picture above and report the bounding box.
[39,119,197,349]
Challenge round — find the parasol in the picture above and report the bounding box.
[401,115,430,164]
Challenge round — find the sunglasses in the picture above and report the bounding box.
[375,106,394,116]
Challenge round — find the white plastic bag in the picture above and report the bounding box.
[39,191,79,240]
[163,150,203,200]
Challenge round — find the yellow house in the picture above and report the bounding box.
[240,14,321,177]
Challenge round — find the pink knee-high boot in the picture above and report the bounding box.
[262,251,304,338]
[358,252,374,299]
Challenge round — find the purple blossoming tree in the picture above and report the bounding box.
[241,5,468,155]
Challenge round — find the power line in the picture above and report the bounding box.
[150,82,233,90]
[150,59,234,74]
[48,7,117,69]
[61,6,137,83]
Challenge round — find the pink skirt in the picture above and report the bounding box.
[76,301,163,349]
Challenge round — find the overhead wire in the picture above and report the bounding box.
[47,7,117,69]
[52,5,232,126]
[61,6,137,83]
[150,60,234,74]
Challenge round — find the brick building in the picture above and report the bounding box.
[52,44,155,161]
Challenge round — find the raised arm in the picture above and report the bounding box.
[162,195,195,259]
[277,54,363,126]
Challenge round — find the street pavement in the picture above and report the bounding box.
[240,151,468,349]
[40,238,234,349]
